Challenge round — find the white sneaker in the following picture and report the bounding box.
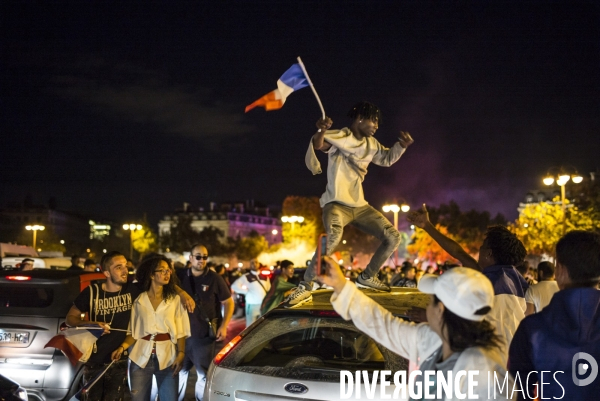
[356,273,391,292]
[282,283,313,308]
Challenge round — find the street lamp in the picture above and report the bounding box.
[122,223,143,260]
[281,215,304,235]
[382,202,410,265]
[25,225,45,249]
[543,167,583,233]
[271,229,278,244]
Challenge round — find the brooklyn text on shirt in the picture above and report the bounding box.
[93,293,133,316]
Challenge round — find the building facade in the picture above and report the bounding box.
[158,201,282,244]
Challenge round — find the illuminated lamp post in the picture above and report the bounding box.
[25,225,45,249]
[383,202,410,265]
[271,229,278,244]
[543,167,583,234]
[122,223,143,260]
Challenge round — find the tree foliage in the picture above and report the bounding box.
[158,214,270,259]
[427,201,506,254]
[159,215,228,255]
[132,226,158,256]
[510,197,600,255]
[233,230,269,260]
[407,224,461,263]
[281,196,324,248]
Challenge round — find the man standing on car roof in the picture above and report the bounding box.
[176,244,234,401]
[283,101,414,308]
[65,251,195,401]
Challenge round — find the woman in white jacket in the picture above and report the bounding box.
[111,256,190,401]
[318,256,515,401]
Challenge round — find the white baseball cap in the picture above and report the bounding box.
[417,267,494,321]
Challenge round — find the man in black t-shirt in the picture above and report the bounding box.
[176,244,234,401]
[66,251,195,401]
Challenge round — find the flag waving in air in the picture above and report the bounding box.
[245,63,310,112]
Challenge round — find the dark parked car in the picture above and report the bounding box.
[0,270,105,401]
[204,286,429,400]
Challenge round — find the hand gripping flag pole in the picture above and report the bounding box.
[245,57,326,119]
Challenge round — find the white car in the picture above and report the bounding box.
[204,287,429,401]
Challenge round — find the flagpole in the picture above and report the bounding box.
[297,57,326,120]
[74,326,130,332]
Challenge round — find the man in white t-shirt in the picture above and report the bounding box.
[231,258,271,326]
[283,101,414,308]
[525,261,559,315]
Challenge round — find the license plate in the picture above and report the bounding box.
[0,331,30,344]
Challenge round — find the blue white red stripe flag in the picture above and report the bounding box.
[245,63,310,112]
[45,324,105,366]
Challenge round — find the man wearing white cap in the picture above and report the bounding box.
[319,256,514,400]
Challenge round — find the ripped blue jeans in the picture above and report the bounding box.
[304,202,401,283]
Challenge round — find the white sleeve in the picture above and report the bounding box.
[230,275,249,294]
[330,282,440,364]
[371,140,406,167]
[524,287,534,304]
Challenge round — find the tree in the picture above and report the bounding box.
[281,196,324,248]
[427,201,506,254]
[234,230,268,260]
[340,224,380,255]
[132,227,158,256]
[510,197,600,255]
[159,214,201,253]
[407,224,462,264]
[159,215,233,255]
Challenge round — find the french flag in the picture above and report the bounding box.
[245,63,310,112]
[45,324,104,366]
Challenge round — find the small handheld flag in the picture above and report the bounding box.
[245,57,325,118]
[45,324,106,366]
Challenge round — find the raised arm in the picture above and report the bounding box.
[371,131,414,167]
[407,204,481,271]
[311,117,333,151]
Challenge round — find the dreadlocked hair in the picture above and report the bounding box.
[485,225,527,266]
[347,101,382,123]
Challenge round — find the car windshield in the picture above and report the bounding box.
[220,315,407,382]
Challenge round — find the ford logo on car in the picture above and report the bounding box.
[284,383,308,394]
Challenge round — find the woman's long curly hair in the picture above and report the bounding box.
[136,255,177,301]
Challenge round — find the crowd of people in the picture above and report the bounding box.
[38,100,599,400]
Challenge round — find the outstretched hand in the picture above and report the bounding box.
[316,117,333,132]
[398,131,414,148]
[406,203,430,229]
[315,256,347,295]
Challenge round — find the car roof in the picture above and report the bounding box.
[268,286,429,318]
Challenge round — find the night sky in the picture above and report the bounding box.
[3,1,599,226]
